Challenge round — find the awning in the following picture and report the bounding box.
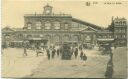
[11,41,23,43]
[28,38,42,40]
[28,38,47,40]
[97,38,114,41]
[63,41,77,43]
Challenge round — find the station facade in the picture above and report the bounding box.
[2,4,127,47]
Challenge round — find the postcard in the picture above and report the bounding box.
[1,0,127,78]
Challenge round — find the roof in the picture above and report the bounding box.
[44,4,53,8]
[114,17,127,21]
[12,28,23,31]
[72,18,102,30]
[2,27,14,32]
[97,30,113,33]
[24,14,72,18]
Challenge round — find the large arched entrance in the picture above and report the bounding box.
[53,35,60,45]
[45,35,51,45]
[63,35,69,42]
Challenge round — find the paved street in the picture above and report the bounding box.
[2,47,127,78]
[2,48,46,77]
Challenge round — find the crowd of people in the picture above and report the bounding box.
[3,41,114,78]
[23,43,113,78]
[23,44,88,62]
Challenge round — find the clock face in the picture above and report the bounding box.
[46,10,50,14]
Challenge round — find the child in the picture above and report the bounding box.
[80,50,84,60]
[83,54,87,62]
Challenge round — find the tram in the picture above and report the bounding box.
[97,38,114,55]
[61,42,72,60]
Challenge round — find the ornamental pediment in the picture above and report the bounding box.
[81,26,97,32]
[2,27,14,32]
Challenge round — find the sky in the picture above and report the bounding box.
[2,0,128,28]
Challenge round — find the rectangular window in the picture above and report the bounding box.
[28,27,31,29]
[45,26,50,30]
[72,22,79,28]
[36,26,41,30]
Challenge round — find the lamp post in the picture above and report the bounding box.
[105,43,114,79]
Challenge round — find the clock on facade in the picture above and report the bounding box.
[43,4,52,15]
[46,10,50,14]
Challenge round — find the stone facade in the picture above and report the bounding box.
[21,4,101,46]
[108,17,127,46]
[2,4,127,47]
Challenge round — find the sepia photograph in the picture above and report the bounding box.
[1,0,128,78]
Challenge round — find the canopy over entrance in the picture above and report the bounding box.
[97,38,114,46]
[27,38,48,46]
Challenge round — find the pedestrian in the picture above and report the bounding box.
[74,47,78,59]
[114,43,117,49]
[57,48,60,57]
[52,48,56,59]
[60,46,63,56]
[79,45,82,51]
[46,48,50,60]
[70,47,74,57]
[23,47,27,56]
[82,54,87,62]
[36,46,41,57]
[80,50,84,60]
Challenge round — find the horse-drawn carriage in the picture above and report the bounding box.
[97,38,114,55]
[36,47,46,56]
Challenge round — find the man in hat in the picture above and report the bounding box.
[52,47,56,59]
[80,49,84,60]
[46,47,50,60]
[83,54,87,62]
[74,47,78,59]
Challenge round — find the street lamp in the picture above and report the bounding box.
[105,43,114,79]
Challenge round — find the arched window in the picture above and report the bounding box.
[85,36,91,41]
[45,21,51,29]
[72,22,79,28]
[5,35,10,39]
[119,21,122,25]
[28,27,31,29]
[27,22,32,29]
[64,23,69,29]
[18,34,23,39]
[45,35,51,41]
[36,21,42,29]
[123,21,126,25]
[72,35,78,42]
[27,35,32,38]
[54,35,60,42]
[63,35,69,42]
[27,23,32,27]
[123,35,126,38]
[54,21,60,29]
[40,34,43,38]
